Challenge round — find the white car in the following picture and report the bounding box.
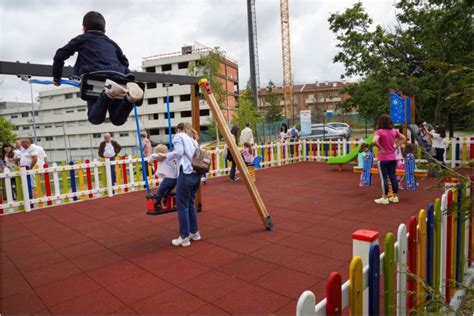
[300,125,346,140]
[327,122,351,138]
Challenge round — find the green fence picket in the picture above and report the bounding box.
[384,233,395,315]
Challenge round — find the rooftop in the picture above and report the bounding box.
[1,162,441,314]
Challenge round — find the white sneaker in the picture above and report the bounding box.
[189,231,201,241]
[171,236,191,247]
[104,79,127,98]
[126,82,144,103]
[389,196,400,203]
[374,197,390,205]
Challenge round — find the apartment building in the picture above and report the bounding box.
[1,45,239,163]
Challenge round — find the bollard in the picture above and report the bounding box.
[352,229,379,313]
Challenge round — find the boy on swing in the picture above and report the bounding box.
[52,11,143,126]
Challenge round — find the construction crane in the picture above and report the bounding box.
[280,0,293,121]
[247,0,260,106]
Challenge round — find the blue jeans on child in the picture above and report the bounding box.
[176,169,201,238]
[87,92,134,126]
[154,177,177,205]
[377,160,398,196]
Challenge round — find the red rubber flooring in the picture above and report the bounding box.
[1,162,442,315]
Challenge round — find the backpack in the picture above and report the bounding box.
[191,144,211,174]
[291,128,298,139]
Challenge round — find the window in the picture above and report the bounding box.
[21,112,28,117]
[34,111,39,116]
[178,62,189,69]
[45,136,53,141]
[163,96,174,103]
[11,114,18,119]
[180,94,191,102]
[145,66,155,73]
[92,133,101,138]
[76,92,81,98]
[164,112,175,119]
[149,128,160,135]
[311,129,327,136]
[78,108,86,112]
[147,82,157,89]
[181,110,192,118]
[66,110,74,113]
[162,83,173,87]
[200,109,210,116]
[119,132,129,137]
[37,137,41,142]
[65,93,73,99]
[14,126,19,130]
[55,123,63,127]
[44,125,52,128]
[152,113,159,120]
[164,127,176,135]
[161,64,172,71]
[148,98,158,105]
[200,126,208,132]
[23,126,30,130]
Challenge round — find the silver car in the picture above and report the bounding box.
[327,122,351,138]
[300,125,346,140]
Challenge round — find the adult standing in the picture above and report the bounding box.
[157,122,201,247]
[98,132,121,184]
[141,133,152,157]
[14,139,24,156]
[20,137,46,197]
[425,125,448,163]
[372,115,406,205]
[279,124,288,143]
[240,123,254,146]
[227,126,240,182]
[2,143,20,198]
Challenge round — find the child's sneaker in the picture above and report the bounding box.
[389,196,400,203]
[126,82,144,103]
[229,177,240,182]
[189,231,201,241]
[104,79,127,98]
[374,197,390,205]
[171,236,191,247]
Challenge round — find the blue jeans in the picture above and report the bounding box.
[154,177,177,205]
[377,160,398,196]
[87,92,134,126]
[176,169,201,238]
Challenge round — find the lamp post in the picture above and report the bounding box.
[20,75,38,143]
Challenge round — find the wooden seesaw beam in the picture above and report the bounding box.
[353,167,428,178]
[199,79,274,231]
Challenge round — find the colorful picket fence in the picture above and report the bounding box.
[1,138,473,215]
[297,182,473,315]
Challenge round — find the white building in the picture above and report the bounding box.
[2,45,237,163]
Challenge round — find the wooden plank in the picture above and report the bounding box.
[349,256,363,315]
[199,79,273,230]
[407,215,417,310]
[326,272,342,315]
[353,167,428,177]
[433,198,442,299]
[384,233,395,315]
[368,244,380,316]
[191,84,202,212]
[397,224,408,316]
[417,209,427,305]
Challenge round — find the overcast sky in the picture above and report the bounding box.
[0,0,396,103]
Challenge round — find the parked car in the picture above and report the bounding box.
[300,125,346,140]
[327,122,351,138]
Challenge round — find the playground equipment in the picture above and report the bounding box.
[359,152,374,187]
[327,133,374,170]
[0,61,273,231]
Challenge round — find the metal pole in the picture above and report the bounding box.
[247,0,258,104]
[29,82,38,143]
[62,122,69,162]
[165,84,173,149]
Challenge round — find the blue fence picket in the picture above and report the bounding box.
[69,161,78,201]
[368,244,380,315]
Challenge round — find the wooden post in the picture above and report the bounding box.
[191,84,202,212]
[199,78,273,230]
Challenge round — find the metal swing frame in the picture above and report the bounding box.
[0,60,274,231]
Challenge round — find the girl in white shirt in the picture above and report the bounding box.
[157,122,201,247]
[425,125,448,163]
[147,144,177,214]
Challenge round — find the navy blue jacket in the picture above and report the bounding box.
[53,31,130,80]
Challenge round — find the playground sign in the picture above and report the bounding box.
[390,91,411,125]
[300,110,312,135]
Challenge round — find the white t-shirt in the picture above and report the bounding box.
[280,131,288,142]
[103,142,116,158]
[20,145,39,167]
[431,132,448,149]
[33,145,47,167]
[149,154,177,179]
[240,127,254,145]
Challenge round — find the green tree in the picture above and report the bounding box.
[264,80,283,123]
[0,116,17,145]
[232,84,262,131]
[328,0,474,134]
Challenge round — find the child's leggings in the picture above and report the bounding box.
[377,160,398,196]
[155,177,177,204]
[87,92,134,126]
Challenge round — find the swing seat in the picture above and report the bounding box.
[146,192,177,216]
[80,71,145,106]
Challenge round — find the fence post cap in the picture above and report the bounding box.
[352,229,379,242]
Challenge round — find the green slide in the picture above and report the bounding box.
[327,133,374,165]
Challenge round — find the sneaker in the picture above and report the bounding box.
[189,231,201,241]
[229,177,240,182]
[389,196,400,203]
[104,79,127,98]
[374,197,390,205]
[126,82,144,103]
[171,236,191,247]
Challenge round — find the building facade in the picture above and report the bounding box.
[258,81,350,122]
[1,45,239,163]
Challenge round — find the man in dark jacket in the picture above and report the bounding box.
[52,11,143,126]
